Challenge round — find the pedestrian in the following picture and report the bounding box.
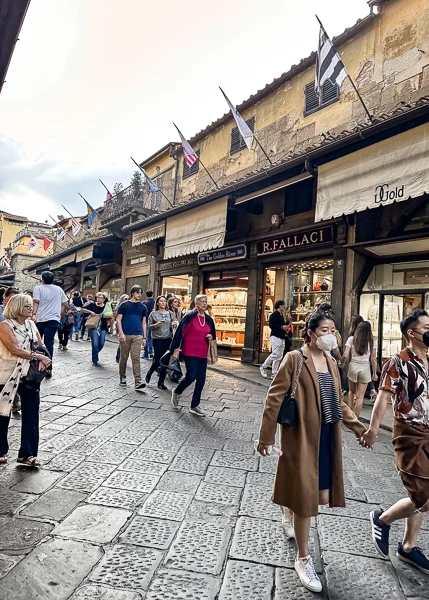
[257,309,368,593]
[116,285,147,391]
[317,303,342,364]
[70,291,84,341]
[81,292,109,366]
[32,271,68,378]
[170,294,216,416]
[0,294,51,467]
[143,290,155,360]
[0,287,19,323]
[58,301,77,351]
[145,295,178,390]
[168,296,183,323]
[80,294,93,340]
[260,300,289,379]
[112,294,129,363]
[362,309,429,574]
[341,320,377,417]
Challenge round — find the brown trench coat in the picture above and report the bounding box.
[259,344,366,517]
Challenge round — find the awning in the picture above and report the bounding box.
[352,236,429,258]
[132,222,165,247]
[315,123,429,222]
[50,253,76,269]
[163,197,228,260]
[235,173,312,205]
[76,245,94,263]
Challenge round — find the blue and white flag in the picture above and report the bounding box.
[220,87,254,151]
[142,168,160,194]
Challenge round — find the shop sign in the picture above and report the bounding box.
[125,264,150,278]
[76,246,94,263]
[374,184,404,204]
[198,244,247,265]
[158,257,196,271]
[129,256,147,265]
[257,226,332,256]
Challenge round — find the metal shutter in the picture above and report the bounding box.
[182,150,200,179]
[230,116,255,155]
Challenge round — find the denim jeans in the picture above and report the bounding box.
[36,320,59,360]
[80,314,89,337]
[73,312,82,335]
[143,329,153,358]
[174,355,207,408]
[89,329,107,364]
[0,381,40,459]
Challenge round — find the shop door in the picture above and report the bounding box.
[126,275,149,295]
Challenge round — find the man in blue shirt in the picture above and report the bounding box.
[117,285,147,390]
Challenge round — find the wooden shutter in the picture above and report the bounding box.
[305,82,319,114]
[230,116,255,155]
[284,178,314,216]
[321,79,339,106]
[182,150,200,179]
[305,80,339,114]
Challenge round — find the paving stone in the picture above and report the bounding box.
[0,537,103,600]
[0,553,24,580]
[45,452,85,472]
[45,404,76,415]
[88,441,134,464]
[42,423,69,432]
[54,504,131,543]
[120,515,179,549]
[70,585,141,600]
[111,429,152,445]
[52,414,83,426]
[257,456,278,473]
[89,544,162,591]
[196,481,241,506]
[139,490,192,521]
[61,397,92,407]
[39,433,81,455]
[129,447,175,464]
[57,462,116,492]
[211,451,259,471]
[185,433,225,449]
[146,569,220,600]
[104,470,159,493]
[21,489,86,521]
[219,559,274,600]
[0,489,33,515]
[349,471,403,494]
[66,423,98,437]
[204,466,247,488]
[230,517,295,567]
[165,520,232,575]
[239,484,281,521]
[319,499,380,520]
[390,553,429,598]
[156,471,202,495]
[69,408,94,418]
[11,469,63,494]
[246,472,274,487]
[323,551,403,599]
[223,439,256,455]
[142,429,189,452]
[318,514,383,559]
[118,458,168,476]
[275,568,329,599]
[87,487,146,511]
[186,499,238,524]
[69,435,111,455]
[41,394,73,403]
[96,404,125,415]
[169,446,214,475]
[0,518,54,555]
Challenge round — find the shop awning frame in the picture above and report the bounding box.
[235,173,312,205]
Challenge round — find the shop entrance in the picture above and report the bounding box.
[161,274,193,313]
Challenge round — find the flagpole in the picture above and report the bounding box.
[130,157,174,209]
[48,214,77,245]
[315,15,373,123]
[62,204,92,238]
[99,179,111,196]
[173,123,220,190]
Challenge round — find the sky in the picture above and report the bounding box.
[0,0,371,222]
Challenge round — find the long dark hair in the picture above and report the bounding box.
[349,314,364,336]
[353,321,373,356]
[155,295,167,311]
[304,309,336,343]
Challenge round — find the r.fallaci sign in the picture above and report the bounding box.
[198,244,247,265]
[257,226,332,255]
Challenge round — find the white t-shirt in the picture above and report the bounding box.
[346,335,377,361]
[33,284,67,323]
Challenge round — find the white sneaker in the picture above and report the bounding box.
[189,406,205,417]
[171,389,180,407]
[282,510,295,539]
[294,555,322,593]
[260,366,268,378]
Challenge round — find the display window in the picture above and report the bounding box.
[162,275,193,312]
[262,259,334,352]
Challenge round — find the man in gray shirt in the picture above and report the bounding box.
[32,271,68,377]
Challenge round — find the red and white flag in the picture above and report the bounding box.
[71,218,81,236]
[106,188,113,201]
[28,234,42,254]
[174,124,198,168]
[43,237,52,251]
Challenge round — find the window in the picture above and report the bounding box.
[182,150,200,180]
[304,80,339,114]
[150,175,163,211]
[284,178,314,216]
[230,116,255,155]
[8,219,25,227]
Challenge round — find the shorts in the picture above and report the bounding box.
[348,361,371,384]
[399,470,429,510]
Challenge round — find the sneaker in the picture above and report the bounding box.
[282,510,295,539]
[171,389,180,407]
[63,346,68,351]
[260,366,268,378]
[58,344,63,350]
[370,509,390,557]
[119,378,127,386]
[189,406,206,417]
[294,555,322,593]
[75,333,79,341]
[135,382,146,392]
[45,366,52,379]
[397,543,429,574]
[80,334,84,340]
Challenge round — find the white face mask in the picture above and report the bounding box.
[315,333,337,352]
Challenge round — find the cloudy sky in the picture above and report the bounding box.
[0,0,371,222]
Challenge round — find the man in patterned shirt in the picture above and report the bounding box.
[362,309,429,574]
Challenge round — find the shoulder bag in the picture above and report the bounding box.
[102,302,113,319]
[25,342,51,387]
[86,313,101,330]
[277,349,303,427]
[207,339,218,365]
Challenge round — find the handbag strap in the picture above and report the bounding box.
[290,349,304,397]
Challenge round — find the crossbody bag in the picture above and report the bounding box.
[277,349,303,427]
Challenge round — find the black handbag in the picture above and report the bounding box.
[25,343,51,387]
[277,350,303,427]
[160,351,183,383]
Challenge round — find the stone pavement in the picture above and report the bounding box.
[0,340,427,599]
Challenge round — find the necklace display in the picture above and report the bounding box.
[197,313,206,327]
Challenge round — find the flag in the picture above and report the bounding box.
[106,189,113,201]
[84,200,99,227]
[1,257,11,271]
[142,168,160,194]
[43,237,52,251]
[71,217,81,236]
[174,124,198,168]
[316,26,348,95]
[220,87,254,151]
[28,234,41,254]
[56,224,66,240]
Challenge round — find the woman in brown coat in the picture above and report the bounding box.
[257,310,369,593]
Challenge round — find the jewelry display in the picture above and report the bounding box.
[206,287,247,349]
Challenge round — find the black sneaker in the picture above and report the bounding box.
[135,382,146,393]
[45,366,52,379]
[370,510,390,557]
[397,543,429,574]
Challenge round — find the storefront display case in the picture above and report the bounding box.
[162,275,193,312]
[205,287,247,356]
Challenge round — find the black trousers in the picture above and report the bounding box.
[0,380,40,459]
[147,338,171,385]
[58,324,73,347]
[36,320,59,360]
